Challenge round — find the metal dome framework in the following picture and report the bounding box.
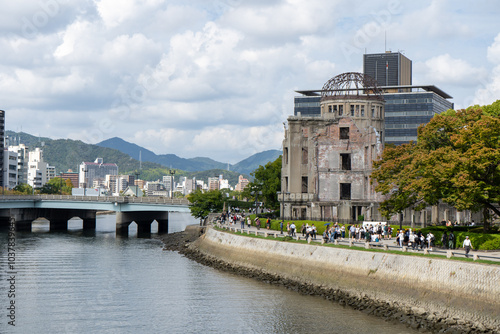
[321,72,383,101]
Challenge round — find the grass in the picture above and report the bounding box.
[213,226,499,266]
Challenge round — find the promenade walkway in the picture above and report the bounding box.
[215,221,500,263]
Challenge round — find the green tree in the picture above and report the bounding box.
[13,183,33,195]
[372,102,500,231]
[187,189,224,220]
[243,156,282,211]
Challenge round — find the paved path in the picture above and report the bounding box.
[217,222,500,263]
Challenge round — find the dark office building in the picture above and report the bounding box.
[293,52,453,145]
[293,85,453,146]
[363,51,412,87]
[382,86,453,145]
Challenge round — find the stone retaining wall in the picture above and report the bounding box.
[191,228,500,332]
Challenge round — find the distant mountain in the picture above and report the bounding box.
[5,131,282,182]
[97,137,227,172]
[97,137,282,174]
[6,131,163,173]
[231,150,282,175]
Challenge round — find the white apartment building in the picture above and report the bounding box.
[9,144,29,185]
[3,149,18,189]
[27,148,47,189]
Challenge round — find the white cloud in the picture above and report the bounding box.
[2,0,500,164]
[415,54,487,86]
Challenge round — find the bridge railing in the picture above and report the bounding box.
[0,194,190,205]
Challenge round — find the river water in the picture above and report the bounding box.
[0,213,421,333]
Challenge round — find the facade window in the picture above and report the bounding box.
[302,176,308,193]
[328,105,332,113]
[340,127,349,140]
[301,147,308,164]
[371,107,375,118]
[340,183,351,200]
[339,105,343,115]
[340,153,351,170]
[350,105,355,116]
[284,147,288,164]
[333,105,338,114]
[285,177,289,193]
[361,105,365,116]
[355,105,359,116]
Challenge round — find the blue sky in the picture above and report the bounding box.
[2,0,500,163]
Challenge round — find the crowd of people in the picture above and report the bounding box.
[216,212,474,255]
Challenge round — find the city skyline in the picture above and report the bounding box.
[1,1,500,163]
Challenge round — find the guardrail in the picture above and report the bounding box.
[0,194,190,205]
[214,223,500,262]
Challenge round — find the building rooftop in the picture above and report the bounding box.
[296,84,452,99]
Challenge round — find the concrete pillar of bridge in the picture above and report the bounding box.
[50,218,69,231]
[136,220,152,237]
[0,216,11,229]
[116,212,132,237]
[157,212,169,234]
[83,218,96,230]
[15,220,33,232]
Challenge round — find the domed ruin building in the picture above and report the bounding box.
[280,72,386,222]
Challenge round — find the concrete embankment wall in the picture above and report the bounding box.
[192,228,500,331]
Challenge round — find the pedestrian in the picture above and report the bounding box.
[448,231,455,249]
[441,232,448,249]
[463,236,473,258]
[280,220,284,234]
[290,222,296,237]
[247,217,251,229]
[266,218,271,230]
[240,216,244,229]
[287,222,290,235]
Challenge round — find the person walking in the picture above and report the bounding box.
[290,222,296,237]
[441,232,448,249]
[448,231,455,249]
[463,236,473,258]
[280,220,284,234]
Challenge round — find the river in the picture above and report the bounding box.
[0,213,422,333]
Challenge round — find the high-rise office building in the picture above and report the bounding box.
[293,52,453,146]
[363,51,412,87]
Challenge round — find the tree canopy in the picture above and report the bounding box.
[187,189,224,220]
[242,155,282,211]
[372,101,500,230]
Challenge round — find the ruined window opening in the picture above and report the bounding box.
[328,105,332,113]
[340,183,351,200]
[302,147,308,164]
[361,105,365,117]
[340,127,349,140]
[371,107,375,118]
[340,153,351,170]
[350,105,355,116]
[285,177,289,193]
[333,105,338,114]
[355,105,359,116]
[302,176,308,193]
[339,105,343,115]
[284,147,288,164]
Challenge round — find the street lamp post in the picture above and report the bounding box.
[169,169,176,198]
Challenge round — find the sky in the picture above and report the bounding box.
[2,0,500,164]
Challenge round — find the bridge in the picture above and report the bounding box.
[0,195,191,236]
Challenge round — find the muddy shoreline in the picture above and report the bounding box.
[157,229,497,334]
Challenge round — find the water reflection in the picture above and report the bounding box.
[0,213,421,334]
